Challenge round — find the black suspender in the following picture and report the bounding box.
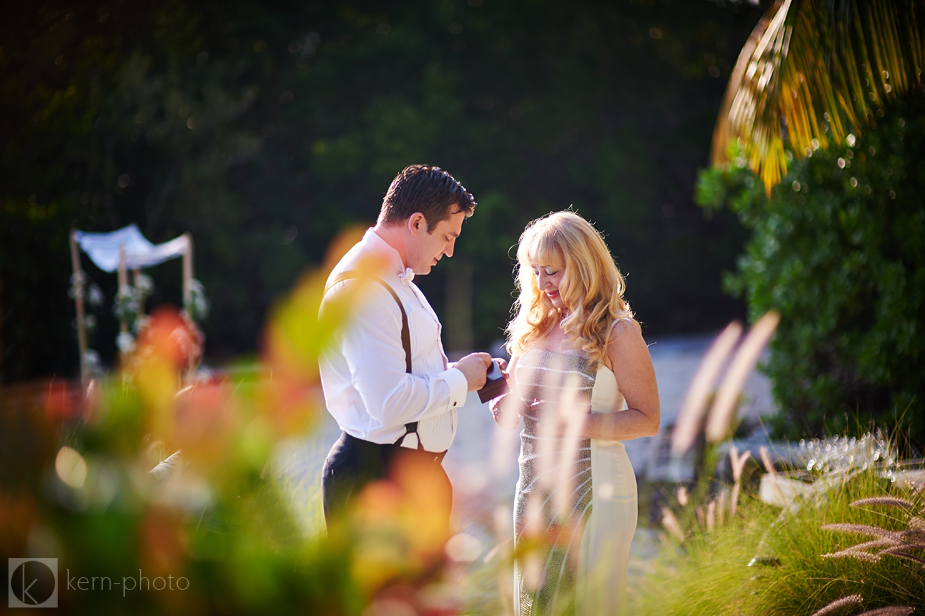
[324,271,424,450]
[326,272,412,373]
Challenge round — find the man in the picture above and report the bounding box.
[318,164,492,535]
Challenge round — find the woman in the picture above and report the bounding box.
[491,211,660,615]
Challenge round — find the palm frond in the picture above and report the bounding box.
[711,0,925,194]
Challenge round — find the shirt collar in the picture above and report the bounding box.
[364,229,415,285]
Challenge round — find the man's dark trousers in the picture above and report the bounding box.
[321,431,452,533]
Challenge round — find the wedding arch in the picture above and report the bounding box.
[69,224,196,385]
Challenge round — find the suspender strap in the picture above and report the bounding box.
[325,272,411,373]
[324,271,423,450]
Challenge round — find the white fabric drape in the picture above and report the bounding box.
[74,224,188,272]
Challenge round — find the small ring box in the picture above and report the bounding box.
[478,359,510,403]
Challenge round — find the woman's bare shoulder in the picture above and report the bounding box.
[609,318,641,343]
[601,319,642,370]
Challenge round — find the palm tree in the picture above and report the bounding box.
[711,0,925,193]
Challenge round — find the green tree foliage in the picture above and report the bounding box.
[698,94,925,445]
[1,0,267,376]
[1,0,763,382]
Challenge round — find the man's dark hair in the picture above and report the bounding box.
[379,165,476,231]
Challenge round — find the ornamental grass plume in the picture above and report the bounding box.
[534,354,567,499]
[814,601,915,616]
[660,449,748,541]
[635,432,924,616]
[822,497,925,565]
[729,445,752,517]
[850,497,917,512]
[809,594,863,616]
[730,446,752,481]
[815,494,924,616]
[661,507,685,543]
[762,451,784,484]
[671,321,742,456]
[553,371,587,519]
[759,444,787,503]
[705,310,779,444]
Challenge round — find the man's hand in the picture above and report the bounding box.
[453,352,492,392]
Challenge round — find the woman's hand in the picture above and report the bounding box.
[490,393,529,429]
[527,399,551,417]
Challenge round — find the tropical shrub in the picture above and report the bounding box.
[697,94,925,446]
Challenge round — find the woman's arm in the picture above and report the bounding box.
[582,320,660,441]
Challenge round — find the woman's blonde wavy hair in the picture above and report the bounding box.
[505,211,637,365]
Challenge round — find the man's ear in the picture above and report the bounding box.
[408,212,427,235]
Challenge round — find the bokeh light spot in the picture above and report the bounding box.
[56,446,88,489]
[445,533,482,562]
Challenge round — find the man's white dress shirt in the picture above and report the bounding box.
[319,229,468,452]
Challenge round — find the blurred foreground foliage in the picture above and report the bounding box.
[697,94,925,447]
[0,0,764,382]
[0,254,459,614]
[0,388,362,614]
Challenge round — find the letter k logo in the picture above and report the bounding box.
[8,558,58,608]
[19,567,37,604]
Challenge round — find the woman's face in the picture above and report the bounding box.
[530,262,565,310]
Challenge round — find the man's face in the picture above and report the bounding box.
[407,206,466,275]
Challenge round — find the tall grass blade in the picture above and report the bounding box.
[661,506,685,543]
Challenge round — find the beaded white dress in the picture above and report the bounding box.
[513,348,637,616]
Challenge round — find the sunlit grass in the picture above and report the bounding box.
[630,464,925,615]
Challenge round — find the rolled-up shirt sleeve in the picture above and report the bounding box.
[335,283,467,426]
